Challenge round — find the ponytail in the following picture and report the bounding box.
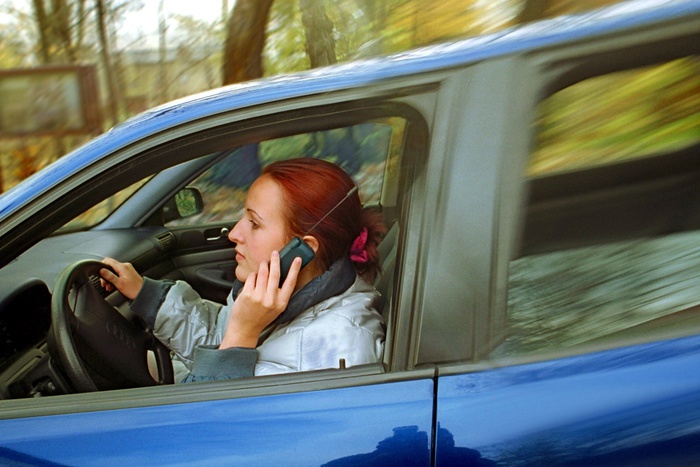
[350,208,386,282]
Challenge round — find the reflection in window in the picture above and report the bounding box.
[529,57,699,176]
[58,177,151,232]
[503,57,700,356]
[167,118,406,227]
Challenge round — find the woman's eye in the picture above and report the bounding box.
[249,219,260,230]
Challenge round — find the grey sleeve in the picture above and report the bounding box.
[151,281,231,370]
[182,345,258,382]
[130,277,175,329]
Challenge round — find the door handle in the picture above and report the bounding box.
[206,227,230,241]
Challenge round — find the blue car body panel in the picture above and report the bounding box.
[0,378,434,466]
[436,335,700,465]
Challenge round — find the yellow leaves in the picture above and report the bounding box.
[385,0,519,50]
[529,58,700,176]
[10,144,42,182]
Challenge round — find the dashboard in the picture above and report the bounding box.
[0,283,51,370]
[0,282,53,398]
[0,227,175,399]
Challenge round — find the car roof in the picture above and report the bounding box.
[1,0,698,218]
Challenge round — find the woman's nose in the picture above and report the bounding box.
[229,220,243,243]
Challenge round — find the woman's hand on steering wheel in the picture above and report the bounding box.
[100,257,144,300]
[51,260,174,392]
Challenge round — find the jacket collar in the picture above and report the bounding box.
[232,257,357,325]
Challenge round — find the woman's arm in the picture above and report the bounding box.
[181,251,303,382]
[100,257,230,369]
[150,281,230,369]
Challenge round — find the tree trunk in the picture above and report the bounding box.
[95,0,121,124]
[32,0,77,63]
[299,0,336,68]
[75,0,87,58]
[222,0,275,85]
[517,0,549,23]
[32,0,53,64]
[53,0,76,61]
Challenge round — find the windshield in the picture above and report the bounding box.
[56,177,151,233]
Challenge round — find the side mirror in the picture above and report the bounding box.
[162,187,204,223]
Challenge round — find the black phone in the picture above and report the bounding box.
[278,236,315,286]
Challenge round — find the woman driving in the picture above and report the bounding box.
[100,158,386,382]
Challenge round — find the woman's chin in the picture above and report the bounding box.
[234,266,249,283]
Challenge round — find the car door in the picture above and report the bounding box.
[0,63,444,463]
[435,337,700,465]
[429,7,700,465]
[0,370,436,465]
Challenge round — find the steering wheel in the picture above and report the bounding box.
[50,260,174,392]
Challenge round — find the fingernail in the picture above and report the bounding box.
[272,250,279,257]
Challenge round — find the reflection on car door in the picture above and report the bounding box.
[0,374,434,466]
[435,335,700,465]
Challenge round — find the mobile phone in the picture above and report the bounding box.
[278,237,315,286]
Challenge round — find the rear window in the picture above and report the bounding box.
[504,56,700,356]
[529,57,699,175]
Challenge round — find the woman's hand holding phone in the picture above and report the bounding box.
[220,250,302,349]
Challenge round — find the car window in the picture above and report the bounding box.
[58,177,151,232]
[503,56,700,356]
[166,118,406,227]
[528,57,699,176]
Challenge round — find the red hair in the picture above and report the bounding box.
[262,158,386,282]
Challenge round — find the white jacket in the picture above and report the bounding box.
[151,275,385,379]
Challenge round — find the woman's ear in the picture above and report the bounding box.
[302,235,320,254]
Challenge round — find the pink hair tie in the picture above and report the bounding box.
[350,227,369,263]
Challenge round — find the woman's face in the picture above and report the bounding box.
[229,176,290,282]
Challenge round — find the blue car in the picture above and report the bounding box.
[1,0,699,464]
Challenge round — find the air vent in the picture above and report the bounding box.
[156,231,176,252]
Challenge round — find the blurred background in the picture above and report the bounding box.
[0,0,697,193]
